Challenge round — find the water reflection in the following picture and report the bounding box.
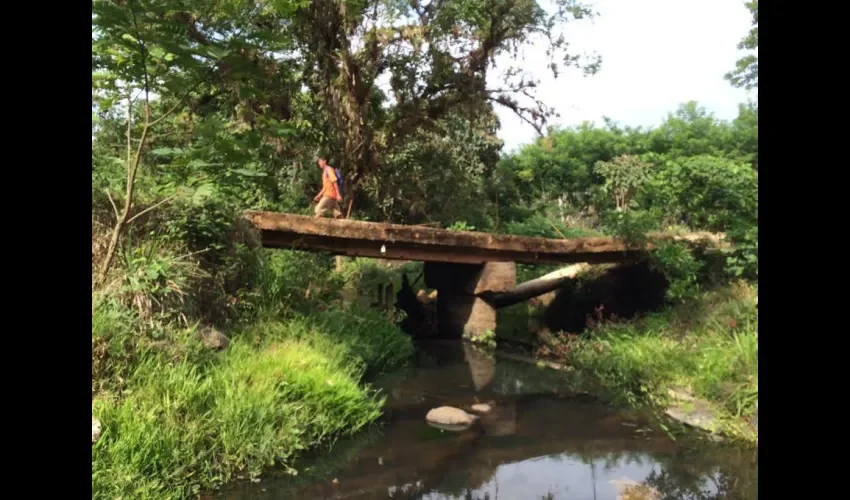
[215,341,757,500]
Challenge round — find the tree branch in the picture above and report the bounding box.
[127,193,178,224]
[129,2,151,101]
[97,101,151,284]
[488,94,545,134]
[149,79,208,127]
[105,189,120,220]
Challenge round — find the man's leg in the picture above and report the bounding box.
[315,197,332,217]
[315,196,342,218]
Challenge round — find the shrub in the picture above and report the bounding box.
[92,312,413,499]
[642,154,757,232]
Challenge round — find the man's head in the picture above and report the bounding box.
[316,157,328,169]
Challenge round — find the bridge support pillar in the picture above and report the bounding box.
[424,261,516,339]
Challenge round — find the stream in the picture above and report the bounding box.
[216,340,757,499]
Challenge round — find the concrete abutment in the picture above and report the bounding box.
[424,261,516,339]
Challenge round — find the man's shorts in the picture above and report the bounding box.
[315,196,342,217]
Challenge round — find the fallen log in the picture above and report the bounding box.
[478,263,594,309]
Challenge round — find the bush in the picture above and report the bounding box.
[502,213,601,239]
[724,221,758,280]
[93,196,264,327]
[92,312,412,499]
[242,249,343,319]
[642,155,757,232]
[91,185,420,498]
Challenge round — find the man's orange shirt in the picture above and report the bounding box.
[321,166,342,201]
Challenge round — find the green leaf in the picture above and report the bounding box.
[187,159,214,168]
[232,168,268,177]
[121,33,138,44]
[192,184,215,204]
[151,148,184,157]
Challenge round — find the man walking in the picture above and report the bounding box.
[313,157,343,218]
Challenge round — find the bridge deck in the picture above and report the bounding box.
[244,211,725,265]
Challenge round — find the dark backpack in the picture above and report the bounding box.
[325,166,344,196]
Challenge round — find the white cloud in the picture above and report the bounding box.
[490,0,756,153]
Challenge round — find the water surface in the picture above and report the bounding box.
[217,341,757,499]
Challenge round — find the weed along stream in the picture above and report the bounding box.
[214,341,757,499]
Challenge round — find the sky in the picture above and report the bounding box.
[490,0,756,153]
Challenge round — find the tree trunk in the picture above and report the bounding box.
[97,103,151,284]
[477,263,593,309]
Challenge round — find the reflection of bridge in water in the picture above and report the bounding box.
[216,342,756,500]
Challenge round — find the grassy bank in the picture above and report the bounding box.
[536,281,758,442]
[92,306,412,499]
[91,197,415,499]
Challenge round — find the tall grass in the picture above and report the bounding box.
[543,282,758,440]
[92,197,415,498]
[91,305,413,499]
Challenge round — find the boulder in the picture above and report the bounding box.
[469,403,492,415]
[199,327,230,350]
[425,406,477,431]
[664,398,717,433]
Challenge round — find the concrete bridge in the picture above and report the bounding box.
[244,211,725,339]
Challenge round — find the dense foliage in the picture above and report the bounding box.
[92,0,758,496]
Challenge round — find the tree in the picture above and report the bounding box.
[368,110,503,225]
[92,0,228,280]
[725,0,757,90]
[92,0,319,278]
[503,122,644,213]
[93,0,602,225]
[649,101,734,160]
[593,154,651,212]
[287,0,602,215]
[644,154,757,231]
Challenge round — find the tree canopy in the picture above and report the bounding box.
[725,0,757,90]
[92,0,758,281]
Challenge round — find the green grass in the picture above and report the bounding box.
[540,282,758,441]
[500,213,603,238]
[91,302,413,499]
[91,203,417,499]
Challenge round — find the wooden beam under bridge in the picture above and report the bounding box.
[243,210,726,266]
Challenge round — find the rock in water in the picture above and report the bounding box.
[469,403,492,415]
[92,418,102,445]
[425,406,477,431]
[199,327,230,350]
[664,399,717,433]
